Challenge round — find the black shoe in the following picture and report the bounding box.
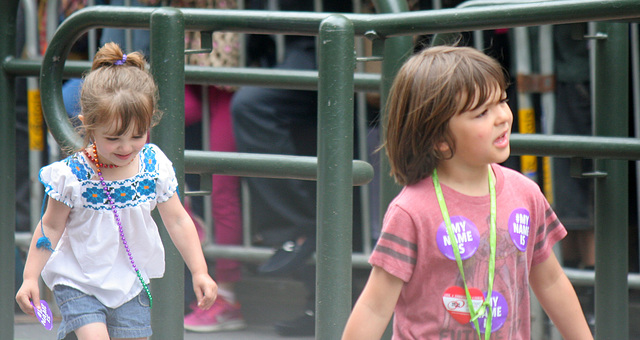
[274,310,315,337]
[258,237,315,276]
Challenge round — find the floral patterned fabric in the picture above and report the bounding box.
[56,145,171,211]
[39,144,177,308]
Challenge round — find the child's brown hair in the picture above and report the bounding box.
[384,45,508,186]
[77,42,162,151]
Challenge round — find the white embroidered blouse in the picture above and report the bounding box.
[39,143,177,308]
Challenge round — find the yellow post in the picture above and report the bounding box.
[518,107,537,181]
[28,89,44,151]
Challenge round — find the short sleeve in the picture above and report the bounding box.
[369,203,418,283]
[531,195,567,267]
[145,144,178,203]
[39,157,86,208]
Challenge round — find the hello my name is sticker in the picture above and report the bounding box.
[436,216,480,260]
[508,208,531,252]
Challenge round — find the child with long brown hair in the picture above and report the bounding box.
[342,45,591,339]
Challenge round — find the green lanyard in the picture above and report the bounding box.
[433,167,496,339]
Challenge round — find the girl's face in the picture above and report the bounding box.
[92,119,148,167]
[443,90,513,170]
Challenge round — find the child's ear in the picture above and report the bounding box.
[78,115,85,124]
[437,140,454,158]
[437,141,450,153]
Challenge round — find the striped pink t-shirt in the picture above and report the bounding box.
[370,164,566,339]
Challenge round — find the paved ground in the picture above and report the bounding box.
[12,271,640,340]
[13,273,315,340]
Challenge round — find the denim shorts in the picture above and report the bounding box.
[53,285,152,340]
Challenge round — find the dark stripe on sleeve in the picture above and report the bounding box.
[374,245,417,265]
[534,219,561,251]
[380,232,418,251]
[547,218,560,232]
[545,207,553,219]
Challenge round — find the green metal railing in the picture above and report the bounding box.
[3,0,640,339]
[1,2,19,339]
[592,22,630,335]
[149,8,189,335]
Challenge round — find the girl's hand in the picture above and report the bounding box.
[15,279,41,316]
[191,272,218,310]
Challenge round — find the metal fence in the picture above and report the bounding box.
[3,0,640,339]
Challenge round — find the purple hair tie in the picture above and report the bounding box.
[115,54,127,66]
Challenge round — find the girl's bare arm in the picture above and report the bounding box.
[158,194,217,309]
[16,198,70,314]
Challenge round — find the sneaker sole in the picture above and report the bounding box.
[184,320,247,333]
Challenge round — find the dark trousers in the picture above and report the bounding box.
[553,81,594,230]
[231,38,319,245]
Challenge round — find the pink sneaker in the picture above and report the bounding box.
[184,297,247,332]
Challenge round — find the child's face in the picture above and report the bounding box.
[444,89,512,169]
[92,119,148,167]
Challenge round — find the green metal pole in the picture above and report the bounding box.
[370,2,413,339]
[593,22,629,340]
[316,14,355,340]
[0,0,18,337]
[149,7,186,340]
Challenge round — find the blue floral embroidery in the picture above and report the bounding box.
[142,146,157,172]
[82,187,105,204]
[113,186,137,203]
[67,156,90,181]
[79,145,165,210]
[138,179,155,196]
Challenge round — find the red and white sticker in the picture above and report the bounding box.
[442,286,485,324]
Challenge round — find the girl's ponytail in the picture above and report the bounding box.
[91,42,147,71]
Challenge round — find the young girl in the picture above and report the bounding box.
[342,46,592,339]
[15,42,218,340]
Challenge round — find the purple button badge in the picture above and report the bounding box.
[508,208,531,252]
[472,291,508,333]
[436,216,480,260]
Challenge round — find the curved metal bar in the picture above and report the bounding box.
[39,0,640,152]
[39,7,154,151]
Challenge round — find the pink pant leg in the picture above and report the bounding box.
[184,85,243,284]
[184,84,203,125]
[208,87,243,284]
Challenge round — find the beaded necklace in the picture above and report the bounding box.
[83,144,120,168]
[89,147,153,307]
